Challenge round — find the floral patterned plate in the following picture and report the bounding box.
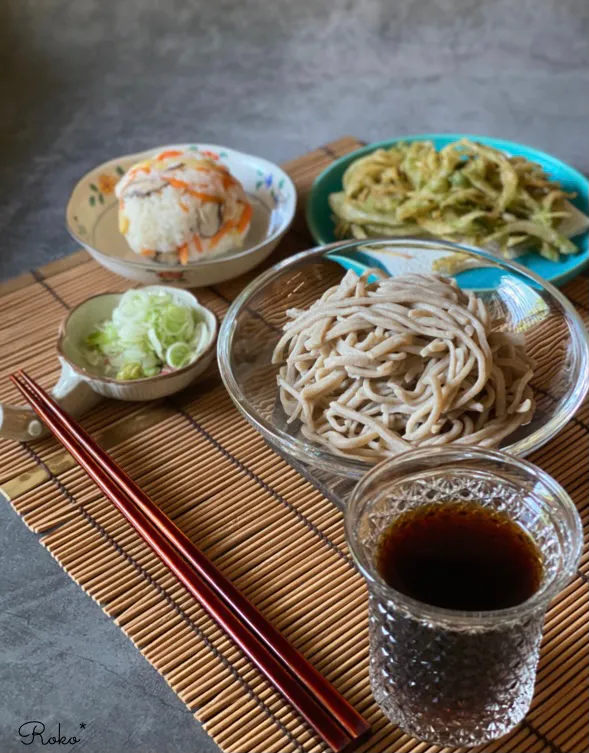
[66,144,297,287]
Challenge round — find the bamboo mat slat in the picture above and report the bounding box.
[1,136,588,753]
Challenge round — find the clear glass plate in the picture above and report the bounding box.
[218,238,589,480]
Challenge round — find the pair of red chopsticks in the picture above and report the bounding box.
[11,370,370,753]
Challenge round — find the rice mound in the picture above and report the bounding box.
[116,150,252,264]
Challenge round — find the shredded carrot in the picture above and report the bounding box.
[207,203,252,249]
[209,221,235,249]
[166,177,191,191]
[177,243,189,265]
[166,177,223,203]
[193,235,203,253]
[179,201,189,213]
[237,202,253,234]
[194,164,223,173]
[124,165,150,183]
[157,149,183,161]
[140,248,155,257]
[222,173,237,190]
[187,189,223,203]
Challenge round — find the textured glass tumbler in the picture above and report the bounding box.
[345,448,582,747]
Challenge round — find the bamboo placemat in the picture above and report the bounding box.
[1,137,588,753]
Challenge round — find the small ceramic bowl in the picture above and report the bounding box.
[66,144,297,288]
[0,286,217,442]
[57,285,218,401]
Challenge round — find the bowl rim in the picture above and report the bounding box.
[218,237,589,479]
[65,143,297,271]
[58,287,218,385]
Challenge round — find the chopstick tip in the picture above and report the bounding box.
[10,370,31,395]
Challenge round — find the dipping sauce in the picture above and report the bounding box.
[376,501,543,611]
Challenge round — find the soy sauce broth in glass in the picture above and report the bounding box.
[345,448,582,747]
[375,501,543,612]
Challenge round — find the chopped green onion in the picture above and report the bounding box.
[165,342,192,369]
[116,363,143,381]
[82,289,208,381]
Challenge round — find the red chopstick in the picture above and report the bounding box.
[12,370,370,752]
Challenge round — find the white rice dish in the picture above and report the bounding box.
[116,150,252,265]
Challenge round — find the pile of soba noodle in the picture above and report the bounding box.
[272,271,535,461]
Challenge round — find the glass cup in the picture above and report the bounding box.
[345,447,582,747]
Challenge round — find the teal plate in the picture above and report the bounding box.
[306,134,589,288]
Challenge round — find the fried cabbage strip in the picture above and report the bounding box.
[329,139,577,261]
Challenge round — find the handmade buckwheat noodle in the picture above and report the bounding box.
[272,271,535,461]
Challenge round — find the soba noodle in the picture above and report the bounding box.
[272,271,535,461]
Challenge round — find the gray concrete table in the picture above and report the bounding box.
[1,1,588,751]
